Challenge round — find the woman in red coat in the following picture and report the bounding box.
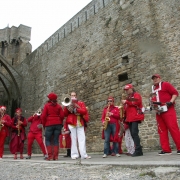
[41,92,64,160]
[9,108,27,159]
[122,84,144,157]
[101,97,121,158]
[0,106,12,159]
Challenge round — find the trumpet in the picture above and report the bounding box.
[25,108,42,116]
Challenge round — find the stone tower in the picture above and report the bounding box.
[0,24,32,66]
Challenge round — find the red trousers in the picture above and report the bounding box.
[0,131,6,158]
[27,132,47,155]
[156,107,180,152]
[9,132,25,154]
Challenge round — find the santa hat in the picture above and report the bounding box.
[47,92,57,100]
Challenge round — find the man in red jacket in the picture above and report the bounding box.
[64,91,91,160]
[151,74,180,155]
[26,109,48,159]
[122,84,144,157]
[0,106,11,159]
[41,92,64,160]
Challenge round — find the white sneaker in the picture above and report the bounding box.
[102,154,107,158]
[116,154,121,157]
[71,157,77,160]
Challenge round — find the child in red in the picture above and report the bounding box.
[26,109,48,159]
[9,108,27,159]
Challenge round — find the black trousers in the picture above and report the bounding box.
[129,121,142,152]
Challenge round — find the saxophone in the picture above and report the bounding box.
[118,93,127,119]
[103,105,110,130]
[17,116,21,136]
[117,94,127,137]
[0,112,4,131]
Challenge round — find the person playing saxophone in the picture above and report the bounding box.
[9,108,27,159]
[101,96,121,158]
[0,106,11,159]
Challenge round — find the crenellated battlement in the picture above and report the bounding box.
[35,0,116,55]
[0,24,31,43]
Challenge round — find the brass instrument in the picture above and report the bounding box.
[0,113,4,131]
[118,93,127,119]
[17,117,21,136]
[117,94,127,137]
[25,107,42,116]
[103,105,110,130]
[61,94,74,112]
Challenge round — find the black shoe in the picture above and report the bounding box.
[177,150,180,155]
[26,156,31,159]
[131,151,143,157]
[158,151,172,155]
[64,155,71,158]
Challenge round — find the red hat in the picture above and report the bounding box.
[47,92,57,100]
[124,84,133,90]
[151,74,161,79]
[1,106,6,110]
[16,108,22,113]
[108,96,114,101]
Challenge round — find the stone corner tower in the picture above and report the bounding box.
[0,24,32,66]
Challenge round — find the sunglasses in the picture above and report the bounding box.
[108,100,113,102]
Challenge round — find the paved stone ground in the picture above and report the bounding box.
[0,151,180,180]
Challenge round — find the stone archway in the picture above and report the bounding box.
[0,54,22,117]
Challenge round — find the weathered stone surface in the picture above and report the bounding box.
[1,0,180,153]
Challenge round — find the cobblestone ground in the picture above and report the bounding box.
[0,161,180,180]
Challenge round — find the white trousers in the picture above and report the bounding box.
[68,125,88,159]
[125,128,135,154]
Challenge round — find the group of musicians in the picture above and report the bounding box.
[0,73,180,160]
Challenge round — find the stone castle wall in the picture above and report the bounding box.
[15,0,180,152]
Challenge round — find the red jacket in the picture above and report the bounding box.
[1,114,12,137]
[11,116,27,133]
[124,92,144,122]
[153,81,179,104]
[101,105,120,124]
[41,102,64,127]
[28,115,43,133]
[64,101,87,127]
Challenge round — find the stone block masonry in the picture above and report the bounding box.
[13,0,180,152]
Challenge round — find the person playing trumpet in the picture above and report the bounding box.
[101,96,121,158]
[26,108,48,159]
[63,91,91,160]
[9,108,27,159]
[0,106,11,159]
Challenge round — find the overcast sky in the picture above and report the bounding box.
[0,0,92,51]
